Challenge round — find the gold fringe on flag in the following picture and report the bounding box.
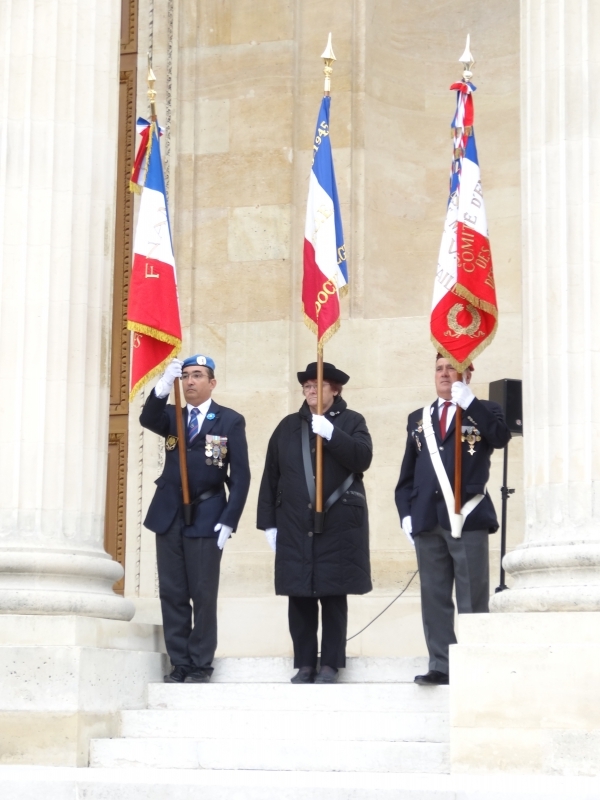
[127,317,182,401]
[431,320,497,375]
[316,318,341,354]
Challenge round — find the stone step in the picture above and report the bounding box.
[209,656,429,683]
[2,766,600,800]
[119,708,449,743]
[89,737,450,773]
[147,682,449,713]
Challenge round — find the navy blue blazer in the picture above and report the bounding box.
[140,390,251,538]
[395,397,511,536]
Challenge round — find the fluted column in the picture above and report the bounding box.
[492,0,600,611]
[0,0,133,620]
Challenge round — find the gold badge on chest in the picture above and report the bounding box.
[205,435,228,468]
[461,426,481,456]
[165,435,178,451]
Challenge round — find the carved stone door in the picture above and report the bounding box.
[105,0,138,594]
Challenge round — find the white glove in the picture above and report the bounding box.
[215,523,233,550]
[155,359,183,398]
[401,516,414,547]
[312,414,334,441]
[265,528,277,552]
[451,380,475,410]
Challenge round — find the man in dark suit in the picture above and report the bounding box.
[395,355,510,685]
[140,354,250,683]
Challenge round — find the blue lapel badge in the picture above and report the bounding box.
[206,412,216,420]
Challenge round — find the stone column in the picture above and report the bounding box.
[491,0,600,612]
[450,1,600,775]
[0,0,133,621]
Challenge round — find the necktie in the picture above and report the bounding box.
[188,408,200,444]
[439,401,452,439]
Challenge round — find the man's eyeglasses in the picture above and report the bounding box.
[182,372,209,382]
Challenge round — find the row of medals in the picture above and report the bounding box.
[413,422,481,455]
[205,435,227,468]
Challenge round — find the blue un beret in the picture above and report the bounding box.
[182,354,216,372]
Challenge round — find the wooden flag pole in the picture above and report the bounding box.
[174,377,192,523]
[312,35,336,536]
[454,373,463,514]
[452,41,474,518]
[314,351,325,534]
[147,57,191,524]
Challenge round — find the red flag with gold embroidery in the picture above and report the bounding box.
[431,81,497,371]
[127,119,181,399]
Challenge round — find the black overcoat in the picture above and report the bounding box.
[140,390,251,538]
[395,397,511,536]
[257,396,373,597]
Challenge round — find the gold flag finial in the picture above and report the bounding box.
[321,33,336,95]
[147,53,157,119]
[459,34,474,82]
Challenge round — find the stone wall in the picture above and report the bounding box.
[125,0,523,653]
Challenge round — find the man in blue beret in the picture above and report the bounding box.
[140,355,250,683]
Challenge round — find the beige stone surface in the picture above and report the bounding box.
[450,612,600,775]
[0,616,167,766]
[228,205,291,262]
[0,712,116,767]
[196,99,230,155]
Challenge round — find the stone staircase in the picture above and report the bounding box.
[0,658,597,797]
[89,656,450,773]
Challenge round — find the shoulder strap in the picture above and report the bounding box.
[301,419,316,506]
[325,472,355,512]
[421,405,485,538]
[301,419,355,515]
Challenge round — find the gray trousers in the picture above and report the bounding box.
[415,524,489,674]
[156,517,223,671]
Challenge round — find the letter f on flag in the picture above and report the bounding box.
[127,118,182,400]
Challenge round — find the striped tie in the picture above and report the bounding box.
[188,408,200,443]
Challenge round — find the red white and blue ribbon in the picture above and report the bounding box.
[130,118,164,192]
[302,97,347,351]
[430,81,498,371]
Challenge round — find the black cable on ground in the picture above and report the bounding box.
[345,569,419,643]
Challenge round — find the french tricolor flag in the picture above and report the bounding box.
[430,81,497,371]
[302,97,347,350]
[127,119,182,399]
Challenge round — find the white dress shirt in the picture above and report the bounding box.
[436,396,456,429]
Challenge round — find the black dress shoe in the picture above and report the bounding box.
[414,670,449,686]
[164,665,190,683]
[290,666,316,684]
[185,668,212,683]
[314,666,339,684]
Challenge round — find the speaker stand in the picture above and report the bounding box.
[495,442,514,593]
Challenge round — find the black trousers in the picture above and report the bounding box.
[288,595,348,670]
[415,524,489,675]
[156,517,223,671]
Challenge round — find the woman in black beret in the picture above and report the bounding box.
[257,362,373,683]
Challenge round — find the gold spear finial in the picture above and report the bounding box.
[321,33,336,95]
[147,53,157,119]
[459,34,474,82]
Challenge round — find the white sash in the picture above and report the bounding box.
[421,405,485,539]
